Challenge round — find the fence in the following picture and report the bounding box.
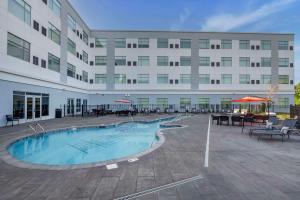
[59,103,291,117]
[290,105,300,118]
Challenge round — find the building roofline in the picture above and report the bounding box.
[90,29,294,35]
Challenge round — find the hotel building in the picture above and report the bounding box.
[0,0,295,126]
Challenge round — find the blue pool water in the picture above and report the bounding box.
[8,117,177,166]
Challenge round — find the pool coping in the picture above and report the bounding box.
[0,115,189,170]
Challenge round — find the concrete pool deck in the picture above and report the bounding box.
[0,114,300,199]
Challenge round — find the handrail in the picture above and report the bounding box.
[36,123,45,132]
[28,124,37,133]
[28,123,45,133]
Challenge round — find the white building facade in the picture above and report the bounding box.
[0,0,295,126]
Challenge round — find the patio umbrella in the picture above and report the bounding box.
[114,99,131,103]
[231,96,271,115]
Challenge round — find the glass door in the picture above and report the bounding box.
[67,98,74,115]
[26,97,33,120]
[35,97,41,119]
[26,96,42,121]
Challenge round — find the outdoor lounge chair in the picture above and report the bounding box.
[242,116,279,134]
[6,115,19,127]
[251,119,297,142]
[248,118,290,135]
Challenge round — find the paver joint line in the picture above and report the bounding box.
[114,175,203,200]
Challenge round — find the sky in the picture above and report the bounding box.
[69,0,300,83]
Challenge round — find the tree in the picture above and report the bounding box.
[295,83,300,105]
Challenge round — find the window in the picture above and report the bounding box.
[48,23,60,45]
[33,20,39,31]
[157,74,168,84]
[261,40,271,50]
[95,56,107,66]
[239,74,250,84]
[138,74,149,84]
[157,56,169,66]
[7,32,30,62]
[221,98,232,109]
[82,51,88,64]
[239,40,250,49]
[180,39,191,48]
[48,53,60,72]
[180,74,191,84]
[278,41,289,50]
[157,98,168,107]
[67,63,75,78]
[138,38,149,48]
[41,59,46,68]
[67,14,76,32]
[42,26,47,36]
[278,97,289,108]
[199,57,210,66]
[8,0,31,25]
[76,99,81,112]
[67,38,76,55]
[115,38,126,48]
[180,56,191,66]
[115,56,126,66]
[138,98,149,108]
[221,39,232,49]
[33,56,38,65]
[278,58,289,67]
[278,75,289,84]
[261,57,271,67]
[82,71,88,82]
[221,57,232,67]
[221,74,232,84]
[239,57,250,67]
[199,74,210,84]
[199,39,210,49]
[114,74,126,84]
[138,56,150,66]
[95,38,107,48]
[95,74,107,84]
[48,0,61,16]
[157,38,168,48]
[261,75,271,84]
[180,98,191,107]
[198,97,210,108]
[13,91,25,119]
[83,31,88,45]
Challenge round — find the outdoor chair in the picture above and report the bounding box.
[231,115,242,126]
[219,115,229,126]
[6,115,19,127]
[211,115,220,125]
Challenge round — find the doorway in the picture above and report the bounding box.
[26,96,42,121]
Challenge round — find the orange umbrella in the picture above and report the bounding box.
[232,96,270,103]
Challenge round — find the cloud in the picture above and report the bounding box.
[201,0,297,31]
[170,8,192,31]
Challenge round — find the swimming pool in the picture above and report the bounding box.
[7,117,181,166]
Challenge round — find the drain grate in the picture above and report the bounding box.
[114,175,203,200]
